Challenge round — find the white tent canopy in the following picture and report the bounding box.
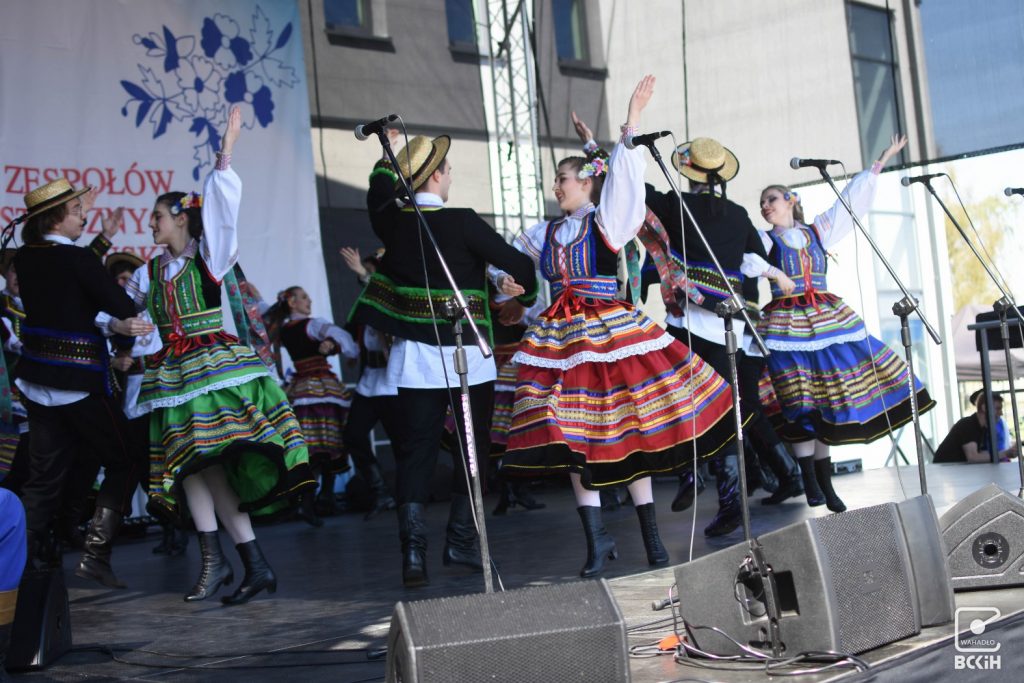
[951,303,1024,382]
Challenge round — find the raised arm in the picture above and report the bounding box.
[200,105,243,281]
[595,75,655,251]
[812,134,907,249]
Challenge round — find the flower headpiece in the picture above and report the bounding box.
[170,192,202,215]
[783,190,799,202]
[577,142,610,180]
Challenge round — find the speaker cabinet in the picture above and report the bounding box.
[940,483,1024,591]
[674,496,953,656]
[7,567,72,670]
[386,579,629,683]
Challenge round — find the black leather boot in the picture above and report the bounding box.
[398,503,428,587]
[75,507,126,589]
[635,503,669,566]
[798,455,826,506]
[814,458,847,513]
[577,506,617,578]
[221,540,276,605]
[315,471,337,516]
[493,481,545,515]
[297,490,323,527]
[760,443,805,505]
[185,532,234,602]
[704,454,742,537]
[153,524,174,554]
[363,462,397,521]
[442,493,483,572]
[671,471,697,512]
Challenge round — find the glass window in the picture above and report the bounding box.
[847,2,906,168]
[920,0,1024,157]
[552,0,588,63]
[325,0,368,30]
[447,0,477,49]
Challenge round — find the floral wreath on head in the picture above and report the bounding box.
[783,189,799,202]
[169,192,202,215]
[578,141,610,180]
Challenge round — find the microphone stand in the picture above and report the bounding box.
[373,130,495,593]
[816,167,941,497]
[920,181,1024,496]
[644,139,782,658]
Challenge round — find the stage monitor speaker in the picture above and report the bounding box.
[974,307,1024,351]
[7,567,72,670]
[673,496,953,657]
[940,483,1024,591]
[386,579,629,683]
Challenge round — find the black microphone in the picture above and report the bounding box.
[1005,187,1024,197]
[900,172,946,187]
[354,114,399,141]
[625,130,670,150]
[790,157,841,170]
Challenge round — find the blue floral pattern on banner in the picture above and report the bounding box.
[119,6,298,180]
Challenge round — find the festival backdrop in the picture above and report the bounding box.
[0,0,327,336]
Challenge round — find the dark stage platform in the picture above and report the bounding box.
[9,463,1024,682]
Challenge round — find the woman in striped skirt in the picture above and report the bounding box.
[756,134,934,513]
[118,107,314,604]
[499,77,737,577]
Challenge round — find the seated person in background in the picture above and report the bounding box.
[934,390,1018,463]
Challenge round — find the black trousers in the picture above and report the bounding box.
[343,392,400,473]
[393,383,494,505]
[21,394,137,535]
[666,324,783,452]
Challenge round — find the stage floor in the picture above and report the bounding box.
[9,462,1024,682]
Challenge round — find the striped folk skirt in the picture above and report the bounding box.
[502,295,737,488]
[286,361,352,472]
[143,340,314,525]
[758,291,935,444]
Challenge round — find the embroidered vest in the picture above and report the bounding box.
[768,226,829,299]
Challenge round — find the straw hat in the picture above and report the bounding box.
[22,178,90,221]
[394,135,451,191]
[105,251,145,274]
[671,137,740,184]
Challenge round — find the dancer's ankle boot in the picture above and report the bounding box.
[442,493,483,572]
[635,503,669,565]
[814,458,847,513]
[761,443,804,505]
[315,471,338,516]
[798,455,826,506]
[184,532,233,601]
[298,490,323,527]
[671,471,697,512]
[398,503,428,587]
[75,507,126,589]
[577,506,617,578]
[363,463,397,521]
[221,540,276,605]
[704,455,742,537]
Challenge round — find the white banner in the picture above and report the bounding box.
[0,0,327,327]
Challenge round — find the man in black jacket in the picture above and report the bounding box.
[350,133,537,587]
[642,137,810,536]
[13,178,152,588]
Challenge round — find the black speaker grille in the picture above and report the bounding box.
[394,581,628,682]
[815,505,918,653]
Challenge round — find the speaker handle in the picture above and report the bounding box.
[748,539,784,658]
